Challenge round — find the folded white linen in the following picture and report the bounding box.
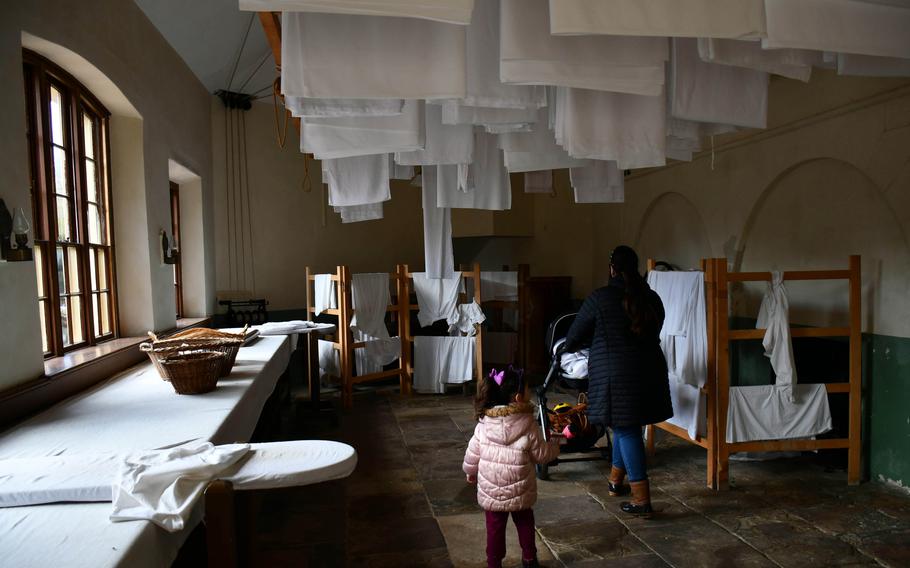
[500,0,668,96]
[447,301,486,336]
[322,154,391,207]
[0,452,122,507]
[727,384,832,443]
[441,101,539,128]
[421,166,457,279]
[560,348,589,379]
[570,160,624,203]
[286,97,404,118]
[111,440,250,532]
[480,271,518,301]
[334,203,385,223]
[762,0,910,59]
[697,39,817,83]
[413,336,475,393]
[303,100,424,159]
[547,0,765,39]
[524,170,553,194]
[241,0,475,26]
[318,339,341,378]
[281,12,466,99]
[757,271,797,402]
[411,272,462,327]
[670,38,768,130]
[837,53,910,77]
[396,104,474,166]
[254,320,314,335]
[314,274,338,315]
[554,86,667,169]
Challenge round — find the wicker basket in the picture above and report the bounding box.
[158,351,225,395]
[141,336,241,379]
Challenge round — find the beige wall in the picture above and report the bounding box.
[0,0,214,389]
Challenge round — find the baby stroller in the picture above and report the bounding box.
[536,313,610,480]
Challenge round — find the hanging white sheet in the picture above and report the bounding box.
[756,271,797,402]
[762,0,910,60]
[570,161,625,204]
[411,271,462,327]
[837,53,910,77]
[389,155,416,180]
[524,170,553,194]
[334,203,385,223]
[547,0,765,39]
[447,301,486,336]
[314,274,337,315]
[322,154,391,207]
[421,166,457,279]
[396,104,474,166]
[480,271,518,301]
[453,131,512,210]
[318,339,341,378]
[413,336,475,393]
[241,0,475,26]
[500,0,668,96]
[435,164,474,209]
[441,101,539,129]
[727,384,832,443]
[497,108,590,173]
[303,100,424,159]
[554,87,667,170]
[286,97,404,118]
[281,12,466,99]
[697,39,817,83]
[670,38,769,130]
[351,273,401,366]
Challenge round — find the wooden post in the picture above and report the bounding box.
[705,258,719,490]
[305,266,313,320]
[645,258,657,458]
[472,262,484,383]
[397,264,413,395]
[339,265,353,409]
[204,480,238,568]
[848,255,862,485]
[714,258,731,490]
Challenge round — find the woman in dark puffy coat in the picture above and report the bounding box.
[563,245,671,517]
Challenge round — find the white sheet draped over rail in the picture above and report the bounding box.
[756,270,797,401]
[697,39,817,83]
[727,384,832,443]
[302,100,424,159]
[241,0,475,25]
[395,103,474,166]
[570,160,625,204]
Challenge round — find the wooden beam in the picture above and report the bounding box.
[258,12,282,67]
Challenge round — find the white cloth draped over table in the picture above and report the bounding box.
[500,0,668,96]
[570,160,625,204]
[303,100,424,159]
[281,12,466,99]
[547,0,766,39]
[762,0,910,60]
[413,336,475,393]
[421,166,457,279]
[411,271,462,327]
[697,39,817,83]
[350,273,401,366]
[322,154,391,207]
[395,103,474,166]
[756,271,797,402]
[671,38,768,130]
[241,0,475,26]
[447,301,486,336]
[313,274,337,315]
[286,96,405,118]
[647,270,708,440]
[523,170,553,194]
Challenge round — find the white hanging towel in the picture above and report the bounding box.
[286,97,405,118]
[435,163,476,209]
[462,0,546,109]
[389,155,416,180]
[837,53,910,77]
[334,203,385,223]
[322,154,391,207]
[241,0,475,26]
[110,440,250,532]
[454,130,512,210]
[411,272,462,327]
[318,339,341,378]
[756,271,797,402]
[303,100,424,159]
[697,39,817,83]
[413,336,475,393]
[727,384,832,443]
[500,0,668,96]
[351,273,401,366]
[314,274,338,315]
[524,170,553,194]
[670,38,769,130]
[281,12,466,99]
[554,87,667,170]
[547,0,765,39]
[447,301,487,336]
[441,101,539,129]
[421,167,457,279]
[480,271,518,301]
[396,104,474,166]
[762,0,910,60]
[570,161,625,204]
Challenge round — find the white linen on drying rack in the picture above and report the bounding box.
[670,38,768,130]
[757,271,797,402]
[447,301,486,336]
[286,97,404,118]
[240,0,475,26]
[334,203,384,223]
[351,273,401,366]
[318,339,341,378]
[303,100,424,159]
[570,160,625,204]
[452,131,512,210]
[322,154,391,207]
[413,336,475,393]
[500,0,668,96]
[547,0,766,39]
[411,271,462,327]
[837,53,910,77]
[421,166,457,279]
[762,0,910,60]
[396,104,474,166]
[281,12,466,99]
[524,170,553,194]
[314,274,337,315]
[697,39,817,83]
[554,86,667,170]
[727,384,832,443]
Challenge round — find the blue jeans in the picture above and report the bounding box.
[611,426,647,482]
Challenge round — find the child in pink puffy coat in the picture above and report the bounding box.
[463,366,561,568]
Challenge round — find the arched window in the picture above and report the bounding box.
[23,50,118,357]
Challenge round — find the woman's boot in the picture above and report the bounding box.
[608,466,630,497]
[620,480,653,518]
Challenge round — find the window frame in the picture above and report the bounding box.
[23,49,120,358]
[170,181,184,319]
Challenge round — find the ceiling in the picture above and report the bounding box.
[134,0,276,100]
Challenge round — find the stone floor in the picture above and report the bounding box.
[238,387,910,567]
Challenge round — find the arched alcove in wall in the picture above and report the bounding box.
[737,158,910,337]
[634,192,712,271]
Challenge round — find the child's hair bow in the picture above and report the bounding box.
[488,368,505,386]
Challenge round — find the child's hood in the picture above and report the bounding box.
[481,403,535,445]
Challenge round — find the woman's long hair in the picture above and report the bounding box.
[610,245,656,336]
